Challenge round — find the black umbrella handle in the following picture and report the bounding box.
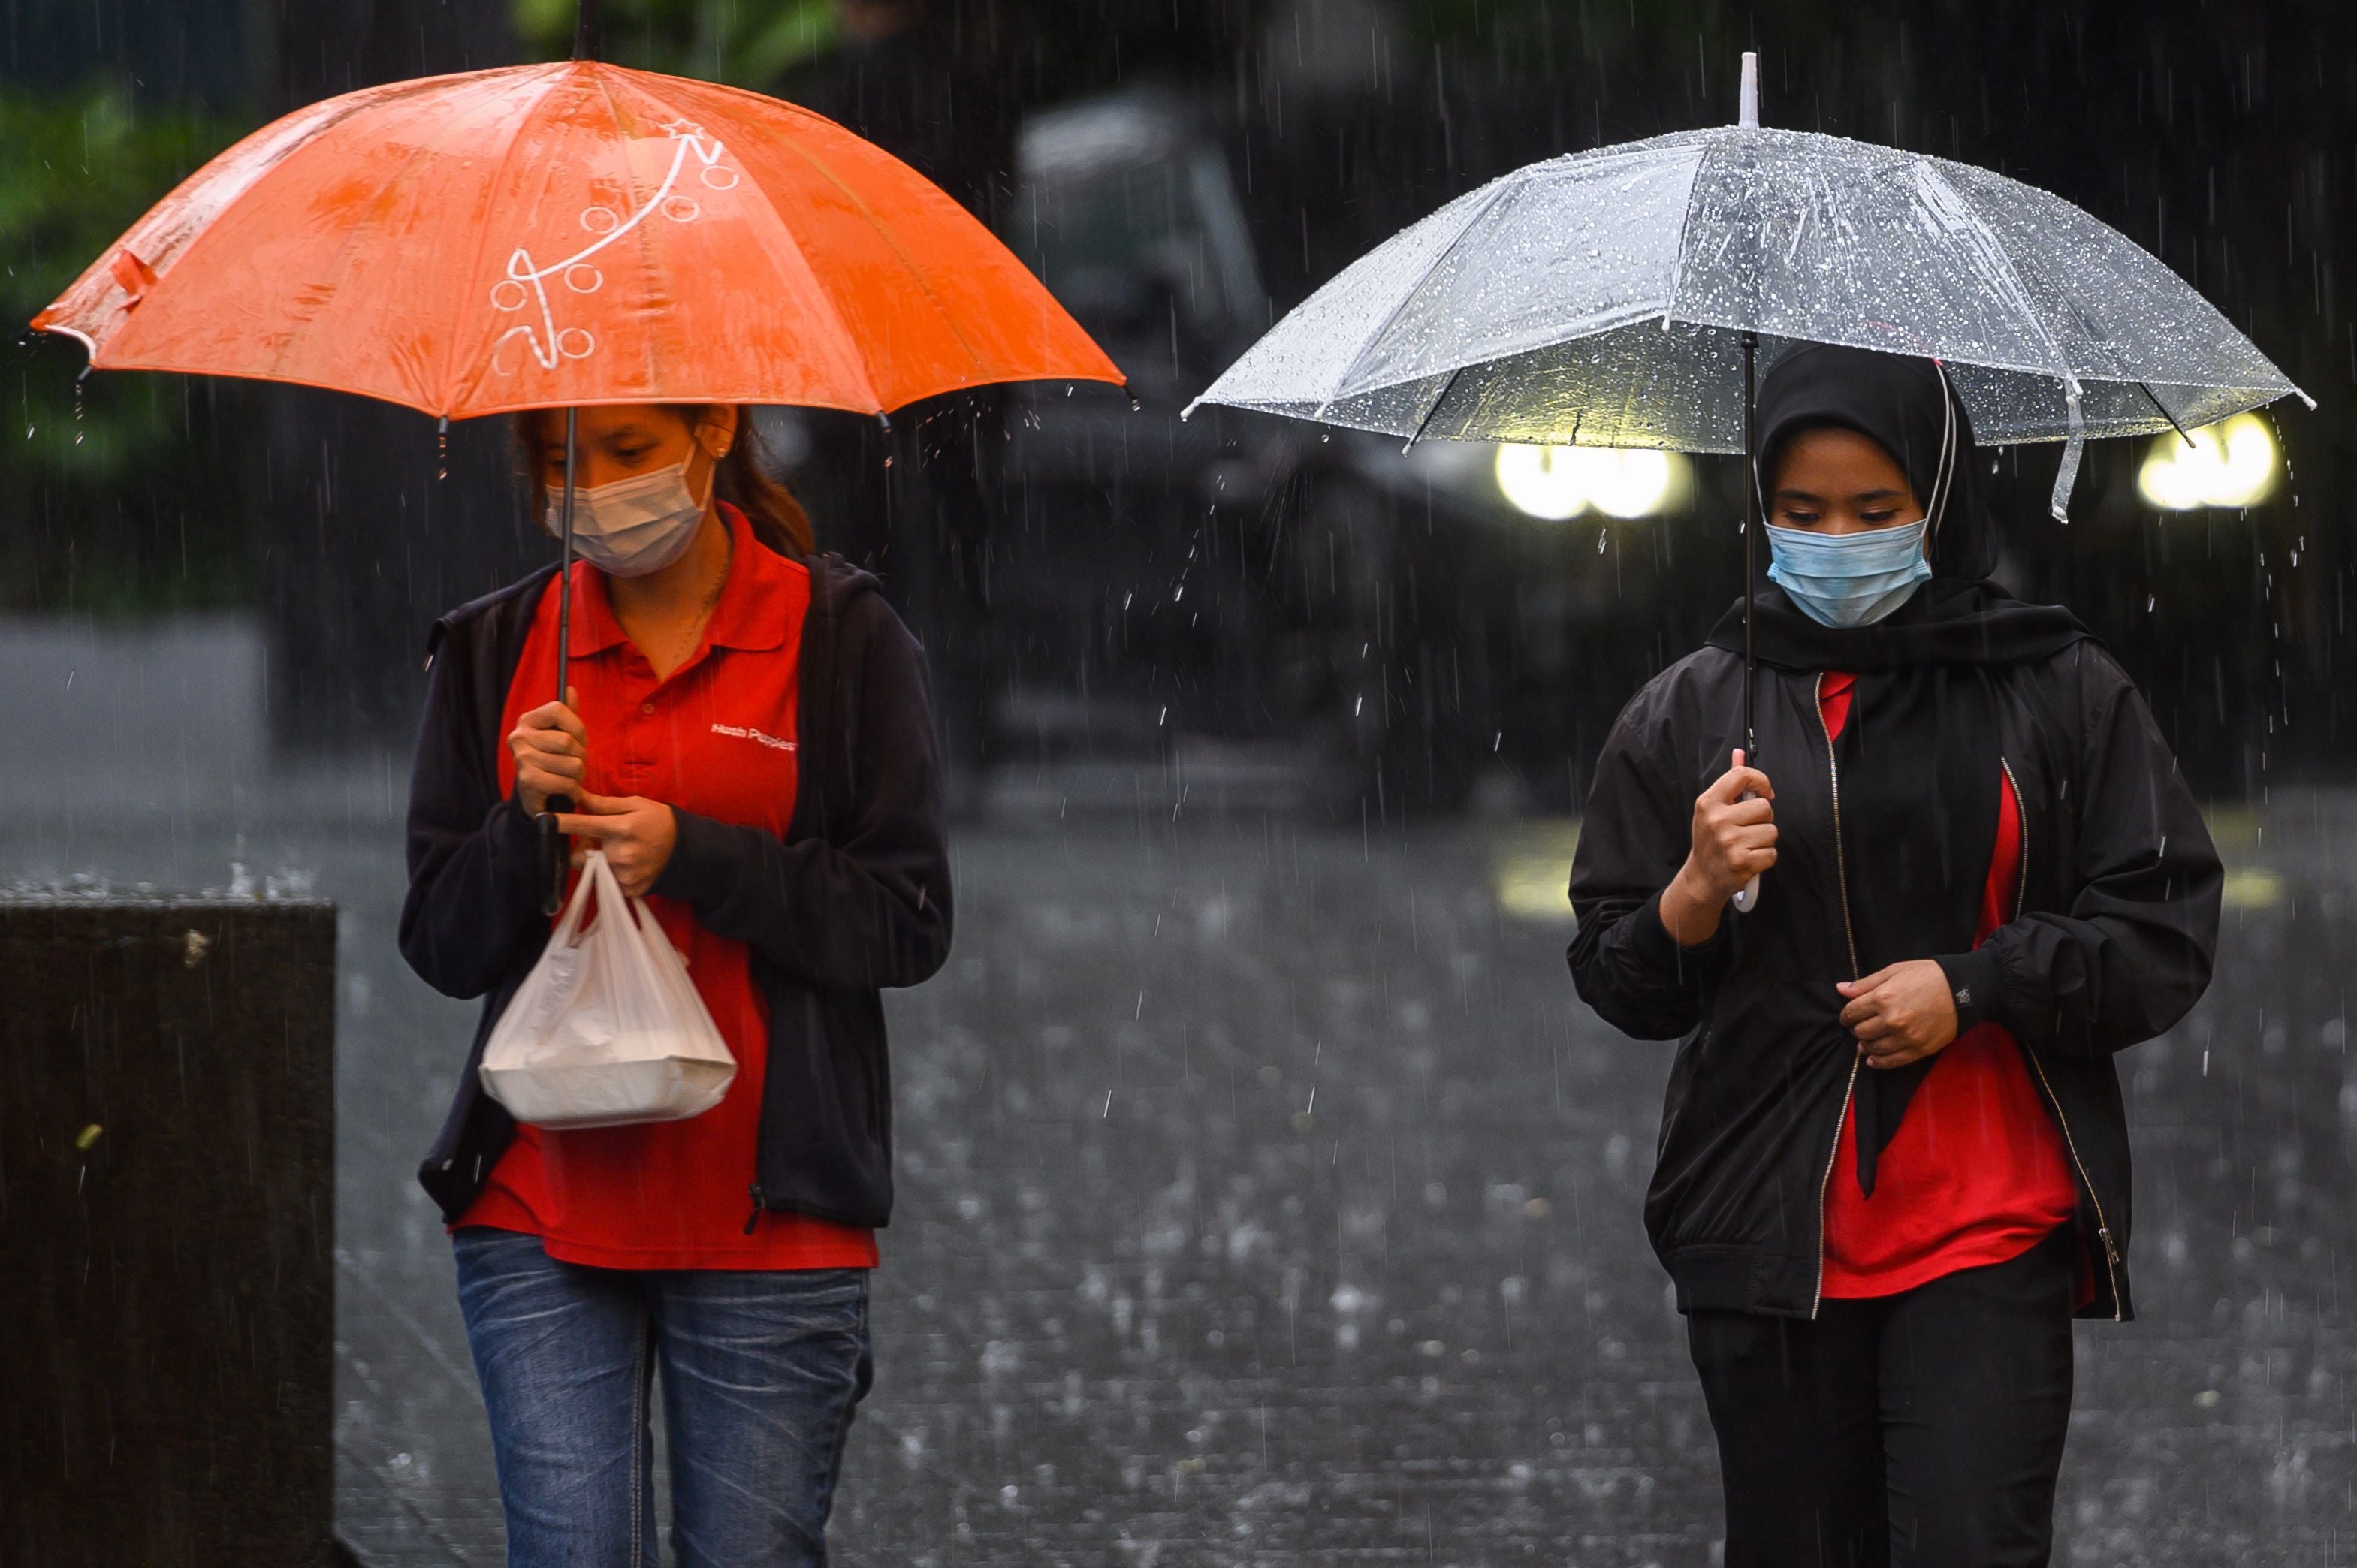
[538,800,572,916]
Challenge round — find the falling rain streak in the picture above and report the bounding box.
[3,2,2355,1564]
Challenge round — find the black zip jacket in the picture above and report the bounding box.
[400,553,952,1232]
[1567,641,2220,1322]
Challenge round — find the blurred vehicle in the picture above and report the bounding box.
[770,89,1732,815]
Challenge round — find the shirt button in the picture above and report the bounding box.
[641,702,656,716]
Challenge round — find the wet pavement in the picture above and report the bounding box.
[6,617,2353,1566]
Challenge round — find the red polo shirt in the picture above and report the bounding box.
[454,504,878,1271]
[1815,671,2079,1298]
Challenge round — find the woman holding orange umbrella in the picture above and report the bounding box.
[34,21,1122,1561]
[401,397,946,1562]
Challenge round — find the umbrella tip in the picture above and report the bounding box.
[1739,52,1759,128]
[572,0,599,61]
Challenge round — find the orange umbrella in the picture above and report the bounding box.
[35,39,1123,909]
[33,58,1121,415]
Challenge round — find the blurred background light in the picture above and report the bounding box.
[1494,444,1687,520]
[2137,412,2279,511]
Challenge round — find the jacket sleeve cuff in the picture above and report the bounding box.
[1934,946,2005,1034]
[1638,888,1729,967]
[492,792,540,858]
[651,806,745,907]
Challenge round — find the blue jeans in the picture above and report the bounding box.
[451,1227,874,1567]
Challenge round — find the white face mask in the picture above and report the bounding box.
[545,454,712,577]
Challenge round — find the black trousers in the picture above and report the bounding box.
[1686,1226,2078,1568]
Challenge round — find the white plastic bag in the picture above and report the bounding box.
[479,849,736,1129]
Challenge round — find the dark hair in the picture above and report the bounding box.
[512,404,814,559]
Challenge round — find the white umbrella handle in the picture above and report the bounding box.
[1731,784,1763,913]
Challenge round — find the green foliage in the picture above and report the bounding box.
[0,81,252,610]
[512,0,840,86]
[0,83,237,478]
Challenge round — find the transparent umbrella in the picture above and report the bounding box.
[1192,56,2307,527]
[1191,54,2309,911]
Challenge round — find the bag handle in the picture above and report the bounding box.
[582,848,629,923]
[587,850,674,977]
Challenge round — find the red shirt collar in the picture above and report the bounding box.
[566,502,797,660]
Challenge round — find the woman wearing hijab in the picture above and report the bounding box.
[1567,344,2221,1567]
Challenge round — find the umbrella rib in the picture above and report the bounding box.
[2136,381,2197,448]
[1317,179,1515,415]
[763,135,985,401]
[1401,364,1464,449]
[436,66,569,415]
[1655,141,1714,332]
[592,67,671,405]
[47,71,462,349]
[726,133,892,412]
[261,87,515,397]
[1929,164,2099,388]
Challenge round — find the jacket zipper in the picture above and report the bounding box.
[1811,672,1864,1321]
[2000,757,2124,1320]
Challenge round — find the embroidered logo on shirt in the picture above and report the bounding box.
[710,722,796,752]
[1954,987,1972,1006]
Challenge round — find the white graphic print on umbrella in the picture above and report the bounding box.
[491,120,738,375]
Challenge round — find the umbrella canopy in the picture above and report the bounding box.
[1191,80,2306,519]
[33,59,1123,418]
[1194,51,2310,918]
[34,45,1126,915]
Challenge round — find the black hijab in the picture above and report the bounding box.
[1705,344,2093,1196]
[1704,342,2090,671]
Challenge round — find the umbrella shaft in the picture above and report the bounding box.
[1742,330,1757,766]
[542,406,580,918]
[557,406,576,706]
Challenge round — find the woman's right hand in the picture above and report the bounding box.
[1658,749,1776,945]
[509,687,587,817]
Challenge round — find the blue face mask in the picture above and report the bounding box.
[1764,519,1932,628]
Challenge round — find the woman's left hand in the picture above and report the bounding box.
[1837,960,1959,1069]
[557,792,679,897]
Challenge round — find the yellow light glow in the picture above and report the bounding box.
[1494,443,1588,520]
[1494,444,1686,520]
[2137,412,2278,511]
[1488,820,1582,923]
